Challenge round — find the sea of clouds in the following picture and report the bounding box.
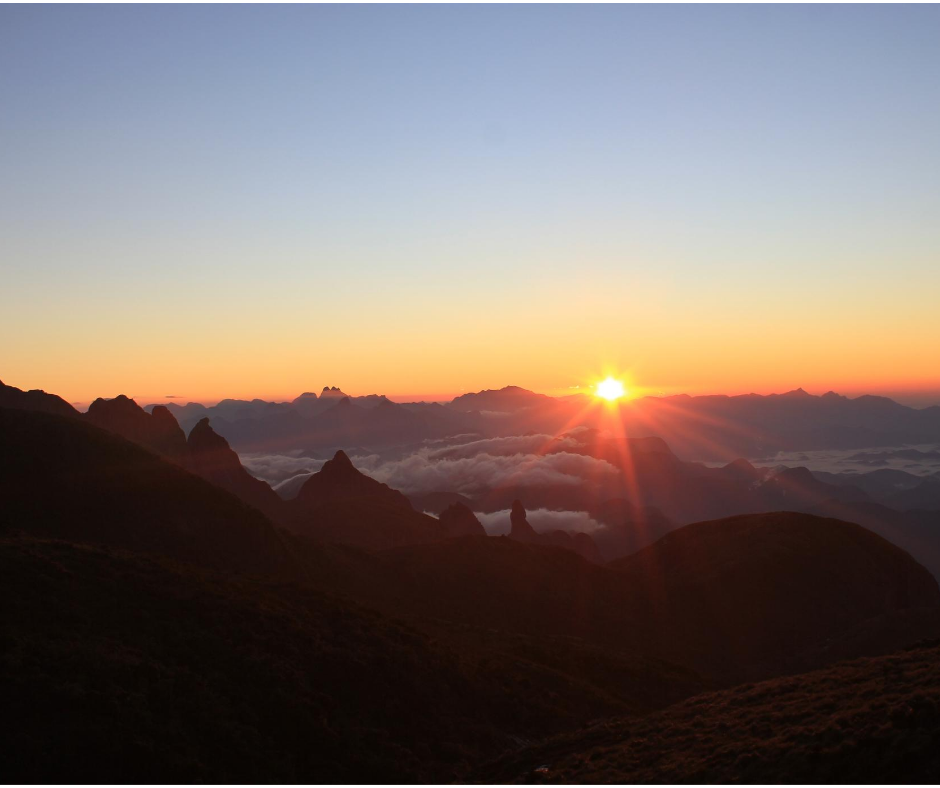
[474,508,606,536]
[240,431,619,500]
[750,444,940,476]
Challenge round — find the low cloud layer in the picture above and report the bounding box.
[426,433,582,460]
[349,447,618,496]
[476,508,605,537]
[752,444,940,476]
[239,433,619,500]
[240,451,324,485]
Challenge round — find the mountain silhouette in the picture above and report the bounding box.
[86,395,188,459]
[307,510,940,685]
[438,501,486,538]
[4,391,940,783]
[610,511,940,679]
[146,384,940,461]
[186,417,285,520]
[0,407,299,577]
[449,385,553,413]
[286,450,448,549]
[0,379,79,418]
[507,499,602,562]
[587,498,676,561]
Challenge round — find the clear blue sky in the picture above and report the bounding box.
[2,5,939,405]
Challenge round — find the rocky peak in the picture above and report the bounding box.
[187,417,229,454]
[439,502,486,538]
[510,499,536,538]
[185,417,283,518]
[86,395,187,459]
[296,449,412,511]
[327,449,354,470]
[0,380,78,419]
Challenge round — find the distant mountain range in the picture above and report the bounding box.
[128,384,940,461]
[4,376,940,782]
[3,378,940,571]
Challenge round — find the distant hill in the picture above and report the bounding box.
[449,385,553,413]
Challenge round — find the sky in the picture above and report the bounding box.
[2,5,939,407]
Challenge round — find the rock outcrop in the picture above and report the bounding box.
[86,395,188,459]
[507,499,602,563]
[186,418,284,519]
[438,502,486,538]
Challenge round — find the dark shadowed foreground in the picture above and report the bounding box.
[3,399,940,782]
[476,640,940,783]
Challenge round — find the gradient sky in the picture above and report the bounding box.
[2,5,939,406]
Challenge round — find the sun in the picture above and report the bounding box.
[595,377,626,401]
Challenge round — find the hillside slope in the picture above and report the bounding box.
[476,639,940,783]
[0,408,300,577]
[0,536,508,782]
[611,512,940,678]
[306,512,940,684]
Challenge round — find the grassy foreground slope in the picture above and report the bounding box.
[476,639,940,783]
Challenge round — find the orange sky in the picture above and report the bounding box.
[3,6,940,411]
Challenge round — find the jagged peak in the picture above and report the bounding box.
[187,417,230,451]
[149,405,178,425]
[509,499,535,537]
[320,386,348,398]
[89,393,139,411]
[324,449,355,470]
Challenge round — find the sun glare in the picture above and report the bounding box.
[595,377,626,401]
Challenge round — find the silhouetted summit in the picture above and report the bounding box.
[438,501,486,538]
[0,379,78,419]
[507,499,601,563]
[611,511,940,678]
[0,407,298,577]
[186,417,284,519]
[509,499,537,538]
[296,449,410,509]
[86,394,187,459]
[449,385,552,413]
[286,450,447,549]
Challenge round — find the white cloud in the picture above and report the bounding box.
[351,449,618,496]
[240,433,619,500]
[475,508,605,536]
[239,451,324,484]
